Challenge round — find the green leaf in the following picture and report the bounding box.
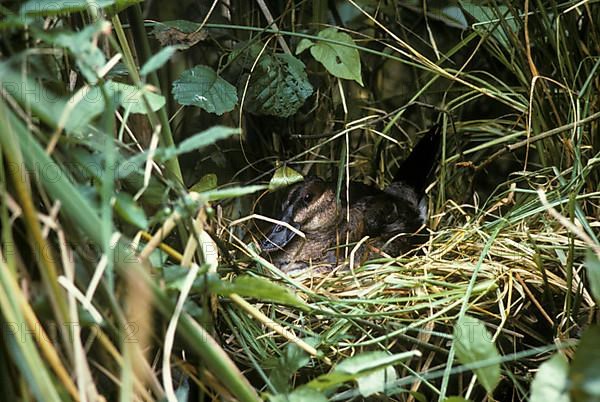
[189,174,218,193]
[106,82,166,114]
[443,398,471,402]
[439,6,469,29]
[355,366,396,397]
[216,275,307,308]
[453,315,501,394]
[459,2,519,48]
[244,53,313,117]
[570,325,600,402]
[309,28,363,86]
[530,354,570,402]
[585,251,600,305]
[335,351,410,375]
[269,341,314,392]
[172,65,238,115]
[140,46,178,76]
[165,269,220,292]
[113,192,148,229]
[305,371,356,392]
[20,0,114,16]
[177,126,240,154]
[410,391,428,402]
[268,166,304,191]
[130,127,239,165]
[20,0,141,15]
[46,21,109,84]
[68,81,165,121]
[269,387,328,402]
[295,38,314,55]
[201,185,266,201]
[305,351,413,394]
[105,0,143,15]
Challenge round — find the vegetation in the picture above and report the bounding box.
[0,0,599,401]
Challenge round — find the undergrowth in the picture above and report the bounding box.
[0,1,599,401]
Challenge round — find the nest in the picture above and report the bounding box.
[217,210,596,399]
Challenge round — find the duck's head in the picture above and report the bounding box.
[261,176,338,252]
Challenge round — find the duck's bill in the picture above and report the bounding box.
[261,222,300,252]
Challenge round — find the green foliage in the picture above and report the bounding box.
[297,28,363,86]
[243,53,314,117]
[530,354,570,402]
[570,326,600,402]
[114,192,148,229]
[172,65,238,115]
[218,275,307,308]
[140,45,179,76]
[459,1,519,48]
[305,351,416,396]
[268,342,314,392]
[585,251,600,305]
[269,387,328,402]
[46,21,110,83]
[189,173,218,192]
[268,166,304,191]
[20,0,114,16]
[177,126,241,154]
[105,81,166,114]
[1,0,599,401]
[336,352,398,397]
[453,315,501,394]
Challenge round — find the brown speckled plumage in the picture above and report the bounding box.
[261,125,441,272]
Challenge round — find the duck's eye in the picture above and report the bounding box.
[303,193,312,202]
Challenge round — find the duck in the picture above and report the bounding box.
[260,124,441,272]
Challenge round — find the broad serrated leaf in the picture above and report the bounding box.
[309,28,363,86]
[570,325,600,402]
[189,174,218,193]
[113,192,148,229]
[172,65,238,115]
[453,315,501,394]
[269,166,304,191]
[244,53,313,117]
[177,126,240,154]
[140,46,178,76]
[269,387,328,402]
[530,354,570,402]
[585,251,600,305]
[216,275,307,308]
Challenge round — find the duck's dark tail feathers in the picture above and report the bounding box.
[393,124,442,197]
